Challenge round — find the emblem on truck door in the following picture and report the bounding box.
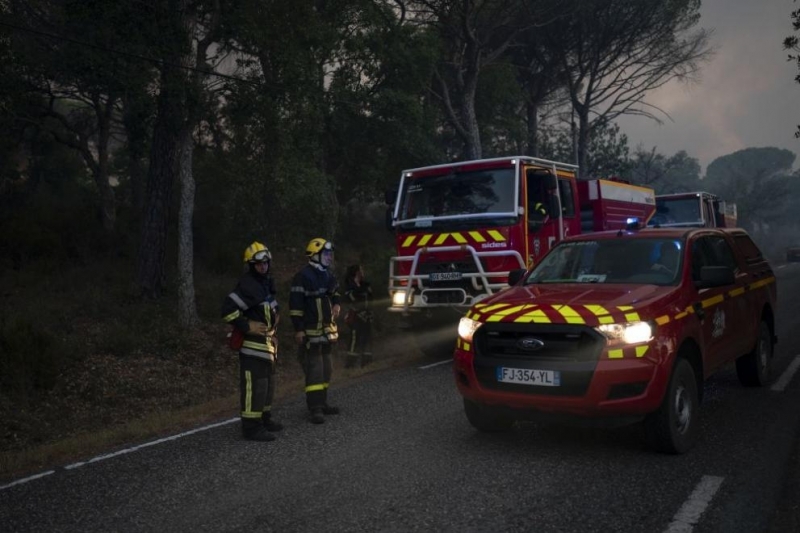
[712,308,726,338]
[517,337,545,351]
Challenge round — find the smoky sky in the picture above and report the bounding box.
[616,0,799,173]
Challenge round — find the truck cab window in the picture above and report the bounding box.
[558,179,575,218]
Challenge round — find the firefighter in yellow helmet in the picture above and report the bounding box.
[290,238,342,424]
[221,241,283,441]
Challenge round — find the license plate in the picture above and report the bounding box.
[429,271,462,281]
[497,367,561,387]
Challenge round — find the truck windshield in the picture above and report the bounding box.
[649,197,702,227]
[525,238,684,286]
[396,168,516,229]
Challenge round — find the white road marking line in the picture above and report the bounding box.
[664,475,724,533]
[771,355,800,392]
[777,264,787,270]
[419,359,452,370]
[0,417,238,491]
[63,417,239,470]
[0,470,55,492]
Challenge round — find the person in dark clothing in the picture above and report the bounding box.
[221,241,283,442]
[290,238,342,424]
[343,264,374,368]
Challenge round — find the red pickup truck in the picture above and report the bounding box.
[453,226,778,453]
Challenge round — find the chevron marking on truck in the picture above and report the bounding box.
[485,304,532,322]
[477,303,615,326]
[607,346,650,360]
[552,305,585,324]
[399,230,508,248]
[514,308,552,323]
[617,305,641,322]
[584,305,615,324]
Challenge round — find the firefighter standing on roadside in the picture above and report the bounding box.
[290,238,341,424]
[343,264,374,368]
[221,242,283,442]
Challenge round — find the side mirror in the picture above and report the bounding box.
[385,187,398,206]
[508,268,527,286]
[697,266,734,288]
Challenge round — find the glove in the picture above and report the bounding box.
[248,321,268,336]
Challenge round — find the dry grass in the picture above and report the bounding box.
[0,323,425,483]
[0,243,425,484]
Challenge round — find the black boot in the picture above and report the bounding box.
[262,413,283,432]
[308,408,325,424]
[243,428,276,442]
[361,353,373,367]
[345,354,359,368]
[321,404,340,415]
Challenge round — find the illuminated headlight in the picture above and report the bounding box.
[392,291,412,307]
[596,321,654,346]
[458,316,482,342]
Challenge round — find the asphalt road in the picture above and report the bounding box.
[2,264,800,533]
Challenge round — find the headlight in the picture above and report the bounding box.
[458,316,482,342]
[391,290,412,307]
[596,321,654,346]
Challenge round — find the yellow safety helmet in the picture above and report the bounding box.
[306,237,335,266]
[305,238,334,257]
[243,241,272,263]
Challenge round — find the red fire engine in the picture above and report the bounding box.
[386,156,656,315]
[648,191,737,228]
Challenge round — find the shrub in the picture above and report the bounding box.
[0,318,62,399]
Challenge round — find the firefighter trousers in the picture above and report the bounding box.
[346,315,373,367]
[239,354,275,436]
[298,342,333,411]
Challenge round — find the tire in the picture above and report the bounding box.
[463,398,514,432]
[736,320,773,387]
[644,358,699,454]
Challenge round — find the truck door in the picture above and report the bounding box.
[689,235,746,371]
[702,197,717,227]
[524,169,557,266]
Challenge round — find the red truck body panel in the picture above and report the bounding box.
[387,157,656,313]
[453,227,777,450]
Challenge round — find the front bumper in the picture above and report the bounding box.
[453,324,671,419]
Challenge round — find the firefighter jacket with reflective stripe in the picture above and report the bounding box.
[221,270,279,361]
[290,263,340,343]
[345,279,372,311]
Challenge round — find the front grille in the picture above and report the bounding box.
[473,323,605,396]
[476,324,603,362]
[422,290,466,305]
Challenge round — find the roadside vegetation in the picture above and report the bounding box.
[2,0,800,481]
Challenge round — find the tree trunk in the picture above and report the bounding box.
[137,0,194,300]
[122,91,151,217]
[577,109,591,179]
[460,66,482,160]
[94,104,116,233]
[177,127,199,327]
[526,98,539,157]
[137,70,181,299]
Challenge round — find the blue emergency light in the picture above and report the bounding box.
[626,217,641,230]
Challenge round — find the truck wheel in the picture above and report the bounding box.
[644,358,699,454]
[736,320,773,387]
[463,399,514,432]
